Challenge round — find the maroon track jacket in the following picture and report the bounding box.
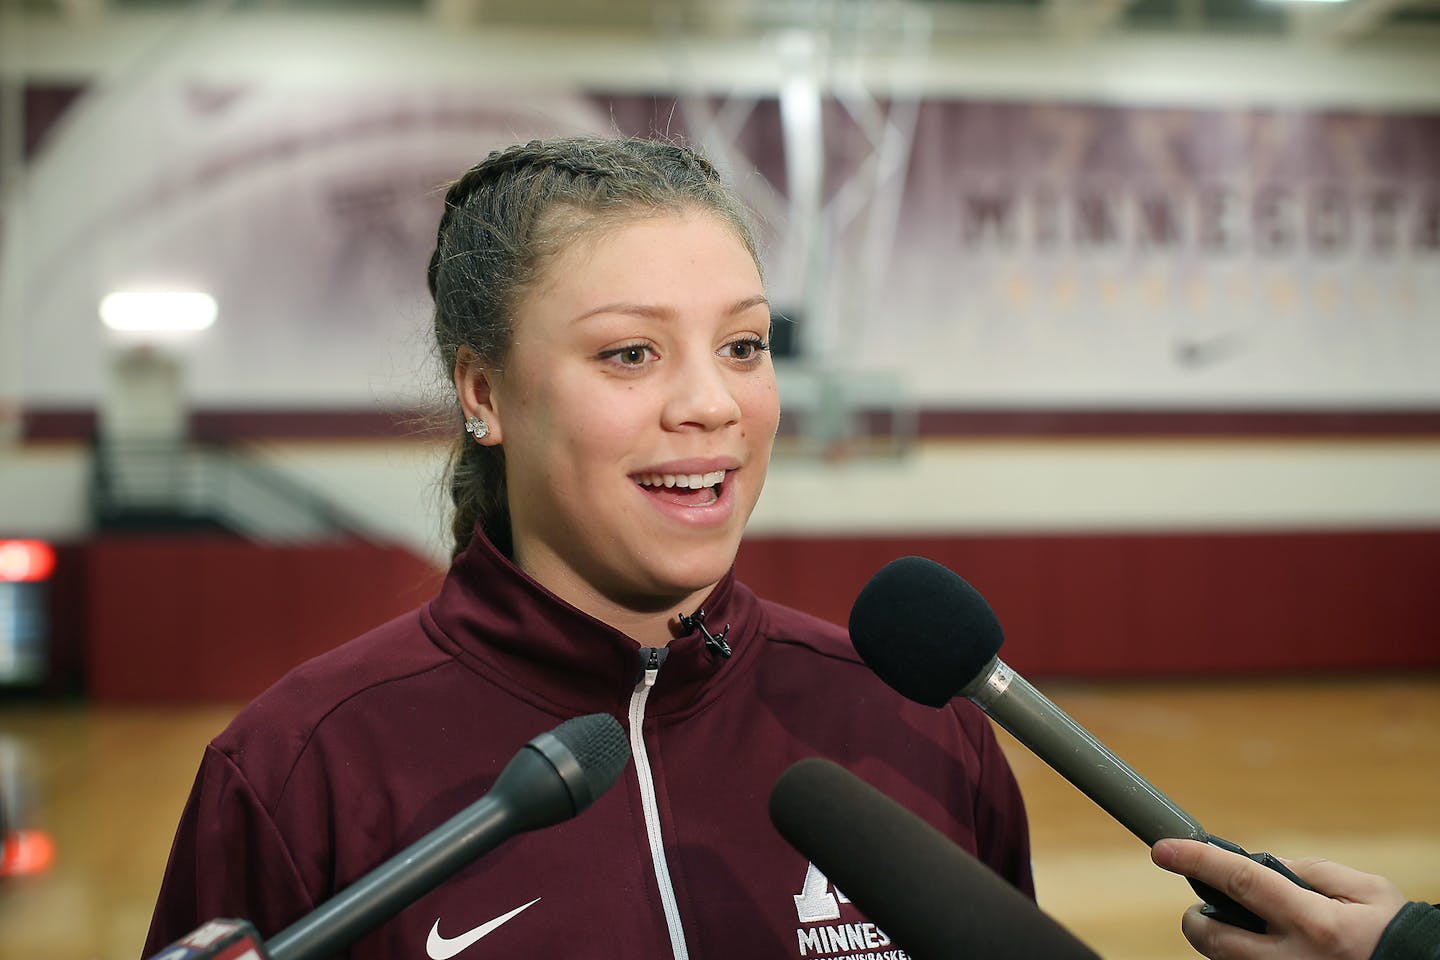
[145,532,1033,959]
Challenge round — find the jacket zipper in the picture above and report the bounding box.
[628,647,688,960]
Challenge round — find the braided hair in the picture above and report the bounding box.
[430,137,759,559]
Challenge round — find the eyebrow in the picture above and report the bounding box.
[572,294,771,324]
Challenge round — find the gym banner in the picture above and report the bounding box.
[7,86,1437,411]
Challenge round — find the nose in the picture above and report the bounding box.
[661,354,742,432]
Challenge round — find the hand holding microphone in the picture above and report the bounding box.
[848,556,1312,934]
[148,713,630,960]
[1152,839,1415,960]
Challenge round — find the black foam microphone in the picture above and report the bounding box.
[851,556,1204,846]
[771,757,1101,960]
[149,713,631,960]
[849,556,1311,933]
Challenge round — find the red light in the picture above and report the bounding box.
[0,830,56,877]
[0,540,55,583]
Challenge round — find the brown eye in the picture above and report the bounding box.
[600,343,656,368]
[723,337,769,362]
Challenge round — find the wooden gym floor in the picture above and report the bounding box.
[1,675,1436,960]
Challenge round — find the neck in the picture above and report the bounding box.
[604,602,704,649]
[510,549,719,649]
[563,583,716,649]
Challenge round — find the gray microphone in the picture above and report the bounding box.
[850,555,1202,845]
[849,556,1310,933]
[771,758,1100,960]
[264,712,630,960]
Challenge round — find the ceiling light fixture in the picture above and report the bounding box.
[99,291,218,332]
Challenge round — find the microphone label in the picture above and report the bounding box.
[148,919,267,960]
[983,661,1015,699]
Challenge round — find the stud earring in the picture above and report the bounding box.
[464,417,490,442]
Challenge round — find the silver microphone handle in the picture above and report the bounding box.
[965,656,1206,846]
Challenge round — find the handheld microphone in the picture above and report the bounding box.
[848,556,1310,933]
[770,757,1100,960]
[145,919,270,960]
[148,713,631,960]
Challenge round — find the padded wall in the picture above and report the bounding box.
[75,528,1440,703]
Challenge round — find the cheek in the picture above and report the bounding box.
[557,385,652,461]
[508,369,595,434]
[499,379,582,476]
[743,378,782,432]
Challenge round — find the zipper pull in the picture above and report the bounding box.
[638,646,668,687]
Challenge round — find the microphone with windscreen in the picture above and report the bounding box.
[770,757,1100,960]
[267,712,630,960]
[149,712,631,960]
[849,555,1310,934]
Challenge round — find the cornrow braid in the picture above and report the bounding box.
[429,136,759,560]
[426,141,627,299]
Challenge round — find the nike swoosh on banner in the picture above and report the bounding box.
[426,898,541,959]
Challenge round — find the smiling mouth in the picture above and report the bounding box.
[634,470,727,506]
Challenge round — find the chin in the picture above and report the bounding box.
[643,545,739,600]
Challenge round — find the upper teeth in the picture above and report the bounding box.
[637,470,727,489]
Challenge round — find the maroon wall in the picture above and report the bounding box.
[737,529,1440,678]
[78,528,1439,703]
[85,537,443,702]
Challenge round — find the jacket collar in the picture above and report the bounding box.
[424,527,763,717]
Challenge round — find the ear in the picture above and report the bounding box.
[453,347,504,445]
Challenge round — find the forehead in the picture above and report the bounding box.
[524,210,762,311]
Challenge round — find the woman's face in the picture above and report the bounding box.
[461,211,779,614]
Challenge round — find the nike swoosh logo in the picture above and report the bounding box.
[1174,332,1243,369]
[426,898,541,959]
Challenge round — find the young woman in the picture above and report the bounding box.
[144,137,1033,959]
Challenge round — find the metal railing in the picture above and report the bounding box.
[90,439,373,543]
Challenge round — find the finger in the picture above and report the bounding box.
[1280,858,1402,905]
[1180,902,1274,960]
[1153,838,1204,875]
[1153,839,1319,923]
